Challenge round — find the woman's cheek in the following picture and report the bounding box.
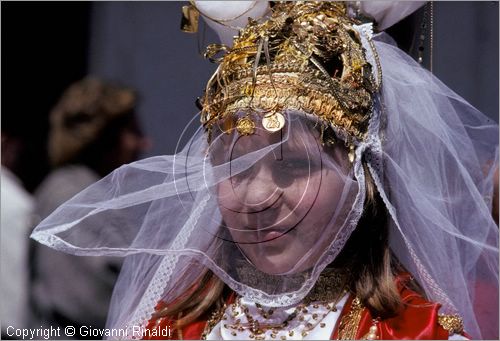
[217,182,240,228]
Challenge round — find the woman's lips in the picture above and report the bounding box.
[258,226,293,242]
[229,220,297,243]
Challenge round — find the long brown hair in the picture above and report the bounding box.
[156,162,403,327]
[331,162,402,319]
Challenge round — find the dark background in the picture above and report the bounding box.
[2,2,90,191]
[2,1,499,193]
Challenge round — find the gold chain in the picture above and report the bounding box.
[201,268,348,339]
[201,303,227,340]
[211,296,344,340]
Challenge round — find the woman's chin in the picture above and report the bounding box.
[251,253,305,275]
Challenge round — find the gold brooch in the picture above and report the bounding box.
[236,117,256,135]
[437,314,464,335]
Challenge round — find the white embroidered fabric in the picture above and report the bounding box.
[205,294,349,340]
[205,295,469,341]
[206,294,468,340]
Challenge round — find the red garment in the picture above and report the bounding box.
[330,284,450,340]
[143,275,460,340]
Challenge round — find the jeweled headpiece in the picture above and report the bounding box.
[199,2,378,145]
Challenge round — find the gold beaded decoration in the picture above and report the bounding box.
[336,297,364,340]
[201,268,348,339]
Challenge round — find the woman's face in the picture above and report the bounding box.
[214,116,356,275]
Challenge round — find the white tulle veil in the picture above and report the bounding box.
[31,3,498,340]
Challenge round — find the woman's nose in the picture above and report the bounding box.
[234,165,281,212]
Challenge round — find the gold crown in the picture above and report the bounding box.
[198,2,378,145]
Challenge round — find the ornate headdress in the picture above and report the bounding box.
[200,2,379,150]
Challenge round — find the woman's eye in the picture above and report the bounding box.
[276,159,311,173]
[231,168,253,184]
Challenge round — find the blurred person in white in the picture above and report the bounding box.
[1,130,34,336]
[31,2,498,340]
[29,77,150,338]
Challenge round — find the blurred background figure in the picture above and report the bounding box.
[29,77,150,338]
[1,130,34,338]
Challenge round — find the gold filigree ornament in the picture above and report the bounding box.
[337,297,364,340]
[236,116,256,136]
[437,314,464,335]
[195,1,380,151]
